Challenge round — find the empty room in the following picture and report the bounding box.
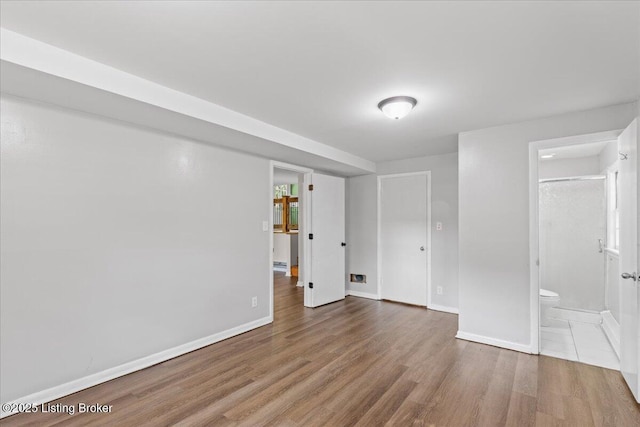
[1,1,640,426]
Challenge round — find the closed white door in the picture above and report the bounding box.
[380,173,429,306]
[618,119,639,402]
[306,173,345,308]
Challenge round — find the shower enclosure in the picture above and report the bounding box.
[539,177,606,312]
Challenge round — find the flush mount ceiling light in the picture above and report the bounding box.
[378,96,417,120]
[540,153,556,159]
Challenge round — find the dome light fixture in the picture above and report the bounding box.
[378,96,417,120]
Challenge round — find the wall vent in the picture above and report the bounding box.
[350,274,366,284]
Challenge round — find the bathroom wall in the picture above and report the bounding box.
[538,155,600,179]
[605,251,621,322]
[599,139,619,173]
[599,138,621,325]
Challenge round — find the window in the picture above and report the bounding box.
[274,184,289,198]
[273,184,299,232]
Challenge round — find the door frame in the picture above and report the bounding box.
[618,118,639,402]
[528,130,622,354]
[377,171,432,306]
[269,160,313,319]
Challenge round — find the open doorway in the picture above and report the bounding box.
[529,131,622,369]
[269,162,347,315]
[270,162,311,318]
[273,169,301,278]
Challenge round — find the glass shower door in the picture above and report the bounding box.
[539,178,606,312]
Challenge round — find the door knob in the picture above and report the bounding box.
[420,246,425,251]
[341,242,346,247]
[621,272,637,281]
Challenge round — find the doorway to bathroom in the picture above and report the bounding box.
[530,131,622,370]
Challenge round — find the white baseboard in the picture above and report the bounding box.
[456,331,533,354]
[0,316,273,419]
[428,304,459,314]
[347,290,380,300]
[548,307,601,324]
[601,310,620,358]
[296,281,303,287]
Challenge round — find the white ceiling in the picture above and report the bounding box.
[1,1,638,163]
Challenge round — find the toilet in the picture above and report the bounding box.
[540,289,560,327]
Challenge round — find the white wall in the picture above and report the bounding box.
[0,95,271,404]
[346,153,459,310]
[297,174,305,285]
[273,233,290,263]
[606,252,621,322]
[599,139,619,173]
[273,232,298,276]
[458,102,637,349]
[290,233,299,268]
[346,175,379,297]
[637,102,640,321]
[600,138,620,323]
[538,155,600,179]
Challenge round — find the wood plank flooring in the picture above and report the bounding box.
[2,272,639,426]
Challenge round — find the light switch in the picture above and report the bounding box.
[262,221,269,232]
[436,222,443,231]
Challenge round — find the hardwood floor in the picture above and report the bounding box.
[3,272,639,426]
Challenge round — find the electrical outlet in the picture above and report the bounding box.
[251,296,258,307]
[437,286,443,295]
[436,222,443,231]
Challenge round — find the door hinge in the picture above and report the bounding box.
[309,233,313,240]
[308,184,314,191]
[309,282,314,289]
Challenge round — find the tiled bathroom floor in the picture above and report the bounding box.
[540,319,619,370]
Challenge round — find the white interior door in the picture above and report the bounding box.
[306,173,345,308]
[618,118,639,402]
[380,173,429,306]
